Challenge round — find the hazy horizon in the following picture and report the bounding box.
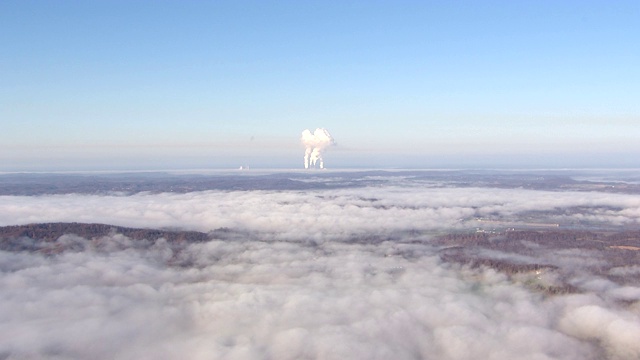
[4,152,640,173]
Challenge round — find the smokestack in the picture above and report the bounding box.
[301,128,335,169]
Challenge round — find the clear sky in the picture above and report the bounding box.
[1,0,639,171]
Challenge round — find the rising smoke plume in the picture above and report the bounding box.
[301,128,335,169]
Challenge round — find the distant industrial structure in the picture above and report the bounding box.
[301,128,335,169]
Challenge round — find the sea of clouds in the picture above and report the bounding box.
[1,185,640,359]
[1,186,640,235]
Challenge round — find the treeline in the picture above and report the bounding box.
[0,223,210,244]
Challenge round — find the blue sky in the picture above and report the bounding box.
[1,1,639,170]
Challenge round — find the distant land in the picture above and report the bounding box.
[1,169,640,195]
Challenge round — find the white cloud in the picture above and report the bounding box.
[1,185,639,359]
[0,187,639,237]
[3,237,632,360]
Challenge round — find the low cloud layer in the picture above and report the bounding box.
[1,183,640,359]
[2,236,639,360]
[1,187,639,237]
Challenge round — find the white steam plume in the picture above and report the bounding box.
[301,128,335,169]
